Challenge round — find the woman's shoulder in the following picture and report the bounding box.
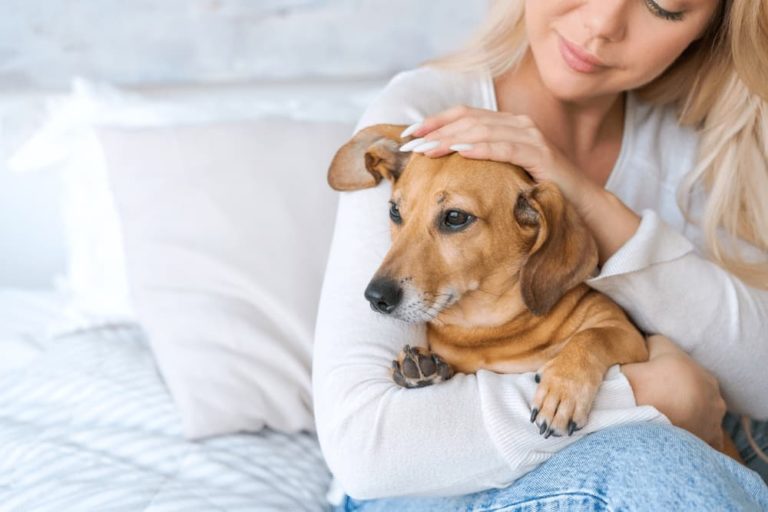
[354,65,493,133]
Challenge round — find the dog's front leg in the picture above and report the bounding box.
[530,325,647,438]
[391,345,455,389]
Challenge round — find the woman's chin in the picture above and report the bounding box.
[540,71,615,103]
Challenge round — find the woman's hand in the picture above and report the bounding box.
[399,105,599,217]
[621,334,728,450]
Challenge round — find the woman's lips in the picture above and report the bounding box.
[558,35,607,73]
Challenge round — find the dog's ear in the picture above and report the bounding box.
[513,182,598,316]
[327,123,412,191]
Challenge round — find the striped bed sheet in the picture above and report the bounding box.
[0,291,333,512]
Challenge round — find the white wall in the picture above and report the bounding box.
[0,0,489,287]
[0,0,487,89]
[0,94,68,287]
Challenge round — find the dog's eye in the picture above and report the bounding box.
[389,202,402,224]
[441,209,474,231]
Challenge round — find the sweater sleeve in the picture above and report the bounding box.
[312,69,668,501]
[586,208,768,419]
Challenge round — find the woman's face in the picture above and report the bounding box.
[524,0,721,101]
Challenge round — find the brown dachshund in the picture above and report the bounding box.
[327,123,741,458]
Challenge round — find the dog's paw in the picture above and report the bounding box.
[529,357,603,438]
[391,344,454,389]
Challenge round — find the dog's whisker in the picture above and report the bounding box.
[409,299,442,323]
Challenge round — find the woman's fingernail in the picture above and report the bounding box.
[400,122,423,138]
[399,138,426,152]
[412,141,441,153]
[449,143,474,152]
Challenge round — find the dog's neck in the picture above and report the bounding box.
[433,270,529,332]
[429,282,587,351]
[428,310,540,352]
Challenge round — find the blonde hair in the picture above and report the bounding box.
[423,0,768,290]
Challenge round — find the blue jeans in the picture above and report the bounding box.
[333,413,768,511]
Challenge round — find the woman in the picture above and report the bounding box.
[313,0,768,509]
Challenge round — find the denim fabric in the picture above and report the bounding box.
[333,418,768,512]
[723,411,768,485]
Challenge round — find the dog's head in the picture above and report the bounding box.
[328,123,598,323]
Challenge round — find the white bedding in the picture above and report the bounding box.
[0,288,70,375]
[0,289,333,511]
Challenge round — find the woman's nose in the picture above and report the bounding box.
[581,0,628,43]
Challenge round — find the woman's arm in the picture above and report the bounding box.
[312,178,667,500]
[581,186,768,420]
[621,335,728,449]
[573,184,640,268]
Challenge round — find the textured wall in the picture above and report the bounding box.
[0,0,490,287]
[1,0,488,89]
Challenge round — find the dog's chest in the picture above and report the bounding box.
[427,330,568,374]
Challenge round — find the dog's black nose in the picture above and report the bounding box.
[364,278,403,314]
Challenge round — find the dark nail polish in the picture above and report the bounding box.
[568,420,576,436]
[539,421,547,435]
[534,374,540,383]
[530,408,539,423]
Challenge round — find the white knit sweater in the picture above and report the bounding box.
[312,66,768,504]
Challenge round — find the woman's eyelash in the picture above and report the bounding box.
[644,0,685,21]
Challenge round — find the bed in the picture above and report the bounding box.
[0,287,334,511]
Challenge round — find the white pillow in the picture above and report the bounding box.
[7,77,380,328]
[96,119,353,439]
